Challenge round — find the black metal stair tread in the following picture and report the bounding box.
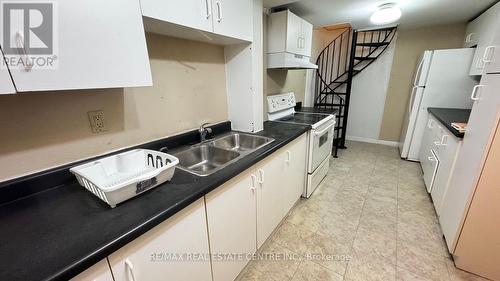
[356,42,389,47]
[354,56,376,61]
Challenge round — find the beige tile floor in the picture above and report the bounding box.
[237,141,488,281]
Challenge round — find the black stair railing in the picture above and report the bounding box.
[314,26,397,157]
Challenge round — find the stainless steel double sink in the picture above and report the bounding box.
[172,133,274,176]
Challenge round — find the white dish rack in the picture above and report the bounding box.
[70,149,179,208]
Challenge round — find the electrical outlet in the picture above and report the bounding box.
[88,110,107,133]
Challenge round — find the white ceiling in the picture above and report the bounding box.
[266,0,499,30]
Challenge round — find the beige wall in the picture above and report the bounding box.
[379,23,467,141]
[0,33,228,181]
[264,69,307,117]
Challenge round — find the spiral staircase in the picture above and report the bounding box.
[314,26,397,157]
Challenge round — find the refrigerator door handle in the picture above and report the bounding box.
[414,58,424,85]
[408,86,418,114]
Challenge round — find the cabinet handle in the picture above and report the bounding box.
[286,150,291,164]
[428,156,435,161]
[125,259,136,281]
[483,46,495,63]
[257,169,264,185]
[440,135,448,146]
[15,31,33,71]
[470,85,484,101]
[297,37,301,49]
[428,119,434,129]
[434,141,441,146]
[215,1,222,23]
[465,33,474,43]
[476,57,485,69]
[250,174,257,191]
[205,0,212,19]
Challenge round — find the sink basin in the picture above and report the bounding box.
[209,133,274,152]
[173,145,240,176]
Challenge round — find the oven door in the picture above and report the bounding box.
[310,120,335,173]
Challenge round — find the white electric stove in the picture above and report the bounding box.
[267,92,335,198]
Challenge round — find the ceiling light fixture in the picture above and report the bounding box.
[370,3,402,25]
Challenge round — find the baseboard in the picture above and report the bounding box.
[346,136,399,147]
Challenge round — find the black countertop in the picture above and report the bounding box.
[428,108,471,138]
[296,106,339,115]
[0,121,310,281]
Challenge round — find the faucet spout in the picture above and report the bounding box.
[199,123,213,142]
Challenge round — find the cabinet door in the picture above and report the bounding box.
[469,2,500,76]
[419,116,436,164]
[0,48,15,94]
[212,0,252,42]
[8,0,152,92]
[464,16,481,48]
[283,133,308,215]
[206,170,257,281]
[256,151,285,248]
[141,0,213,33]
[454,121,500,280]
[299,20,313,57]
[440,74,500,252]
[108,199,212,281]
[285,11,303,55]
[484,22,500,74]
[70,259,114,281]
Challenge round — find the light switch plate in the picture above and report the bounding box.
[88,110,107,133]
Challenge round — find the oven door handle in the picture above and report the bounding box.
[314,122,335,136]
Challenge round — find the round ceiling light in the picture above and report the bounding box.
[370,3,402,25]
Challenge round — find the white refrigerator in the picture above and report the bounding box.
[399,48,478,161]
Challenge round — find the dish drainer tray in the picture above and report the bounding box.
[70,149,179,208]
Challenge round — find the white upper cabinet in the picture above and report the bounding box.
[141,0,213,33]
[108,199,212,281]
[205,170,257,281]
[212,0,253,42]
[267,10,314,57]
[468,2,500,76]
[484,18,500,74]
[0,48,15,94]
[141,0,253,43]
[5,0,152,92]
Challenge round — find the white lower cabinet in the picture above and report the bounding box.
[90,133,308,281]
[108,199,212,281]
[256,147,286,248]
[71,259,114,281]
[282,134,308,216]
[205,170,257,281]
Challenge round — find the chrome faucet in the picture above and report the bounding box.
[199,123,213,142]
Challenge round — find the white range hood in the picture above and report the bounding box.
[266,10,317,70]
[267,52,318,69]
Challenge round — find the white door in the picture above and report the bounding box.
[283,133,308,215]
[299,20,313,57]
[0,48,15,94]
[464,16,481,48]
[205,170,257,281]
[141,0,213,33]
[285,10,303,56]
[469,2,500,76]
[212,0,253,42]
[400,86,424,158]
[484,23,500,74]
[108,199,212,281]
[8,0,152,92]
[422,149,439,193]
[257,152,285,248]
[440,74,500,252]
[70,259,114,281]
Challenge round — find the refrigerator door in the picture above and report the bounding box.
[413,51,433,87]
[407,48,477,161]
[399,86,425,158]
